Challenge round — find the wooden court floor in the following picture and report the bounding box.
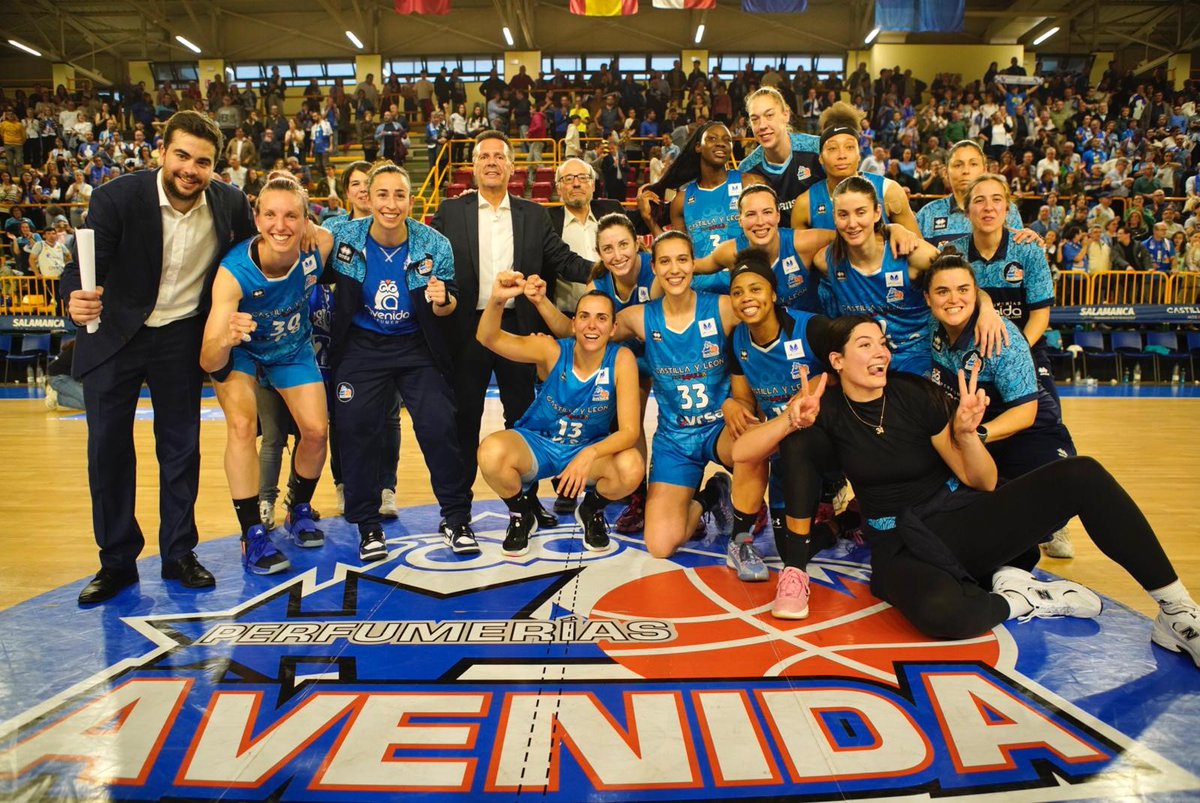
[1,392,1196,618]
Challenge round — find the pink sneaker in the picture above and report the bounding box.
[771,566,810,620]
[615,492,645,534]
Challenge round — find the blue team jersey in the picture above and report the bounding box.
[222,238,323,364]
[1143,236,1174,271]
[515,339,621,447]
[592,252,655,313]
[807,173,889,231]
[824,242,932,374]
[928,314,1064,433]
[734,231,820,312]
[682,169,744,258]
[946,231,1054,335]
[642,292,730,432]
[351,238,419,336]
[730,307,824,419]
[916,195,1024,245]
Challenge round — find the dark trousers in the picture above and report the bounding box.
[335,328,470,529]
[453,309,536,502]
[82,317,204,572]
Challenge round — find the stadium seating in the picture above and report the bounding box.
[1074,330,1119,381]
[1111,330,1153,381]
[1145,331,1188,382]
[4,334,50,382]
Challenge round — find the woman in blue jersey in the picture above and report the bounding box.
[915,140,1034,247]
[200,177,335,576]
[477,275,644,557]
[731,315,1200,672]
[791,103,919,235]
[523,214,656,534]
[737,87,824,225]
[637,121,742,258]
[924,248,1078,558]
[694,184,923,315]
[610,231,740,560]
[813,176,1008,376]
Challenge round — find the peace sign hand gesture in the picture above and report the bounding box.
[784,367,827,431]
[953,363,990,438]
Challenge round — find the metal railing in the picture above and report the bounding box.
[0,277,62,315]
[1053,270,1200,307]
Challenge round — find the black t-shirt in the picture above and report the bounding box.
[814,372,954,520]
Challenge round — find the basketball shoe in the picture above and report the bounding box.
[359,528,388,563]
[772,566,811,620]
[614,491,645,534]
[442,520,481,555]
[242,525,290,575]
[1153,601,1200,668]
[502,508,537,557]
[576,498,612,553]
[379,488,398,518]
[992,566,1102,621]
[285,502,324,548]
[1042,527,1074,558]
[726,533,768,582]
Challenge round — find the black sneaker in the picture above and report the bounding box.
[575,505,612,553]
[526,492,560,529]
[502,511,538,556]
[441,520,481,555]
[553,491,577,515]
[358,529,388,563]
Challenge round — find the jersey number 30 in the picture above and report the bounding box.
[268,312,303,342]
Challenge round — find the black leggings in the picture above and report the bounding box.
[780,432,1177,639]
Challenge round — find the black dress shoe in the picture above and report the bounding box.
[78,568,139,606]
[161,552,216,589]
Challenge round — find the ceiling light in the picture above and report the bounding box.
[1032,26,1060,46]
[502,26,514,47]
[694,23,705,44]
[8,40,42,57]
[345,30,364,49]
[175,35,201,54]
[865,27,880,44]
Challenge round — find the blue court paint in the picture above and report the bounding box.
[0,503,1196,801]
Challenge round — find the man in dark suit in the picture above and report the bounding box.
[61,111,255,605]
[430,131,593,515]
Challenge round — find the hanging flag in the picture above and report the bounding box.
[875,0,962,32]
[741,0,806,12]
[394,0,449,14]
[569,0,639,15]
[653,0,715,8]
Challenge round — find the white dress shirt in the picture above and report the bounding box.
[477,193,514,310]
[557,206,598,312]
[146,169,218,327]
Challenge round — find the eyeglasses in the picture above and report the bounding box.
[557,173,593,184]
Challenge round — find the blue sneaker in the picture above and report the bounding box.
[285,502,324,548]
[241,525,290,575]
[726,534,769,582]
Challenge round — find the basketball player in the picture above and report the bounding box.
[737,87,823,226]
[637,121,742,258]
[476,273,643,556]
[734,315,1200,672]
[200,176,335,575]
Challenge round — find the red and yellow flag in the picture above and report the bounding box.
[395,0,449,14]
[569,0,639,15]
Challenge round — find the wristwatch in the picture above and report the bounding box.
[976,425,989,444]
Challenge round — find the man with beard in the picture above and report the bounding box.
[61,111,256,605]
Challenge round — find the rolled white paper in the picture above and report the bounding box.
[76,228,99,334]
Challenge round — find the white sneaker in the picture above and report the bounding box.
[259,498,276,531]
[1042,527,1075,559]
[44,383,58,410]
[992,566,1102,622]
[1152,602,1200,668]
[379,488,398,518]
[335,483,345,515]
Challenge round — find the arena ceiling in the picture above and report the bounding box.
[1,0,1194,84]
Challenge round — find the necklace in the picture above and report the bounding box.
[844,392,886,436]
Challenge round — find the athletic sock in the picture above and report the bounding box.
[502,493,527,514]
[285,472,319,508]
[579,488,613,516]
[233,497,261,536]
[1149,579,1194,609]
[731,508,758,542]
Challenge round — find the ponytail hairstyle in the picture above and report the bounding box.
[367,161,411,191]
[590,212,642,282]
[736,182,780,213]
[918,243,977,292]
[254,174,308,214]
[828,175,885,266]
[744,86,791,121]
[642,121,732,227]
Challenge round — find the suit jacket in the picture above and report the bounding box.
[545,198,630,239]
[60,169,255,378]
[431,192,592,348]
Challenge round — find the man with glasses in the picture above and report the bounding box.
[431,132,595,524]
[547,158,631,314]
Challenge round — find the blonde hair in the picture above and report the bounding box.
[254,175,308,213]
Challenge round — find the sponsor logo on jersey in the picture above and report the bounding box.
[595,367,610,385]
[414,257,434,276]
[835,269,848,281]
[305,274,317,289]
[650,330,663,342]
[687,194,696,205]
[930,366,942,385]
[698,318,718,337]
[591,385,610,402]
[932,333,944,352]
[702,341,720,358]
[727,182,742,196]
[796,164,811,181]
[1005,262,1024,283]
[787,273,804,288]
[782,255,800,275]
[886,287,904,304]
[374,279,401,311]
[336,382,354,402]
[252,288,265,299]
[637,287,650,302]
[784,339,806,360]
[739,348,749,362]
[790,361,804,379]
[885,270,904,288]
[336,242,354,263]
[816,203,827,216]
[933,216,948,231]
[964,351,981,371]
[302,253,319,275]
